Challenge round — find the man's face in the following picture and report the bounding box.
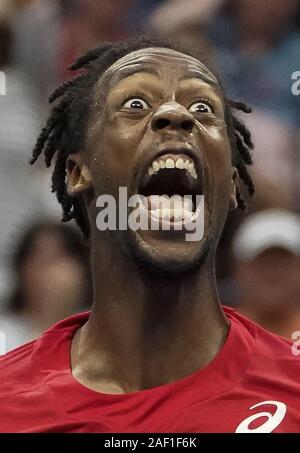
[84,48,236,272]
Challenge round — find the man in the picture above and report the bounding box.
[0,36,299,433]
[233,209,300,339]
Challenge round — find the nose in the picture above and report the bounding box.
[151,102,195,133]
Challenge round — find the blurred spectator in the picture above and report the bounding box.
[0,221,92,352]
[59,0,137,79]
[207,0,300,127]
[149,0,223,34]
[12,0,61,100]
[148,0,222,65]
[126,0,162,33]
[232,209,300,338]
[0,8,47,302]
[242,109,299,210]
[246,110,295,191]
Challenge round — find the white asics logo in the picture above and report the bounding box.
[235,401,287,433]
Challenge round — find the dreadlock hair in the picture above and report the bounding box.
[30,35,255,239]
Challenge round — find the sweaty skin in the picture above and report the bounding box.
[69,48,237,394]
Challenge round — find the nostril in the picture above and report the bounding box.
[155,118,171,130]
[181,120,194,131]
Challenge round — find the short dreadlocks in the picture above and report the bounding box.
[30,35,255,239]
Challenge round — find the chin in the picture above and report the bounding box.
[123,227,211,277]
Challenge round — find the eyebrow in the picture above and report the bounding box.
[179,70,219,87]
[109,65,160,87]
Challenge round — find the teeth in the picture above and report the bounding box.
[175,158,184,169]
[166,158,175,169]
[188,162,194,173]
[147,156,198,180]
[191,170,197,180]
[187,163,198,179]
[151,206,194,221]
[152,161,160,172]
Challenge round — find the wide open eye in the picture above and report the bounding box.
[189,101,214,114]
[123,98,150,110]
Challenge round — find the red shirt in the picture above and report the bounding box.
[0,306,300,433]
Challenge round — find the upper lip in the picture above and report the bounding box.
[134,142,204,193]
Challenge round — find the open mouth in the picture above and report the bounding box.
[137,151,204,225]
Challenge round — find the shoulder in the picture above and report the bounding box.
[0,311,90,398]
[224,306,300,380]
[0,340,38,395]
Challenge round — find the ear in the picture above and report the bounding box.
[66,154,93,197]
[229,167,238,211]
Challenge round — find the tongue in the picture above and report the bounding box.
[146,195,194,221]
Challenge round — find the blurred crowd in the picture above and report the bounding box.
[0,0,299,350]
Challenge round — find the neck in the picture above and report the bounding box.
[71,235,229,393]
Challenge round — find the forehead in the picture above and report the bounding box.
[102,47,219,87]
